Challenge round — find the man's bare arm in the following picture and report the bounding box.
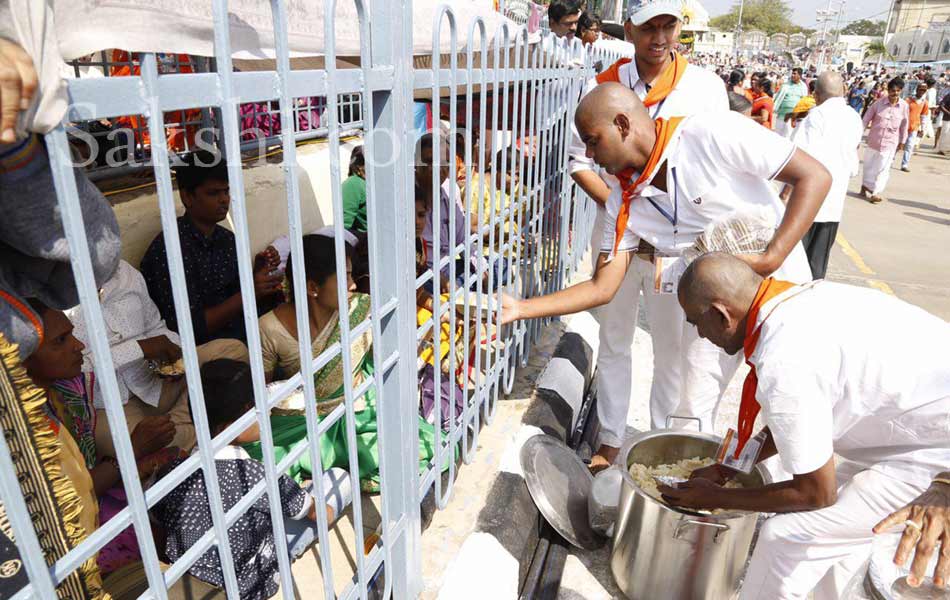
[571,170,611,206]
[501,251,632,324]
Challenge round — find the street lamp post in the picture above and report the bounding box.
[833,0,847,67]
[816,1,834,71]
[735,0,746,58]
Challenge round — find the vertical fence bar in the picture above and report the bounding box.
[324,1,370,596]
[44,126,172,600]
[267,1,337,598]
[209,1,297,596]
[459,17,487,466]
[430,4,458,511]
[136,52,242,598]
[368,0,425,597]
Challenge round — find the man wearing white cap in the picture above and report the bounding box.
[567,0,729,470]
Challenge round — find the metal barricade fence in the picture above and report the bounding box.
[65,52,364,181]
[2,3,633,598]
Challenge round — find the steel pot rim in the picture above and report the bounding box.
[617,428,763,521]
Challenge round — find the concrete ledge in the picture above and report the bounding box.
[436,313,600,599]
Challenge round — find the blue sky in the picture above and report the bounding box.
[700,0,892,29]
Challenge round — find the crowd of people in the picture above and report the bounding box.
[0,0,949,598]
[0,26,531,598]
[532,1,949,599]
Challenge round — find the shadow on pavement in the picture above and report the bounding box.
[904,212,950,226]
[889,198,950,215]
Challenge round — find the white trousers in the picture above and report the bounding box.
[586,206,808,447]
[740,462,924,600]
[861,147,896,195]
[589,207,742,446]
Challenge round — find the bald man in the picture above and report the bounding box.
[786,71,864,279]
[662,253,950,600]
[502,83,829,460]
[565,0,727,470]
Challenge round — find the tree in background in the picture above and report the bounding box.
[863,39,894,61]
[840,19,887,37]
[709,0,796,35]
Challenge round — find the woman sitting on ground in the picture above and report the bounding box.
[154,359,351,600]
[23,300,178,576]
[252,234,450,491]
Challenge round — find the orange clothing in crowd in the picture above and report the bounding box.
[110,50,202,152]
[907,97,930,133]
[751,92,775,130]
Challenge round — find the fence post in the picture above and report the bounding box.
[367,0,424,597]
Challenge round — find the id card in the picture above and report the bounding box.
[715,428,766,474]
[654,256,684,295]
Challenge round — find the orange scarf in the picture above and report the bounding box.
[609,116,683,258]
[735,278,797,458]
[596,53,688,108]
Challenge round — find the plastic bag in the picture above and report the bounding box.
[681,208,777,266]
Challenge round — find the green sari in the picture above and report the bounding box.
[245,293,451,492]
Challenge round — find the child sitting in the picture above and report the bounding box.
[153,359,350,599]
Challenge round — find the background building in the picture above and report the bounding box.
[887,0,950,35]
[887,24,950,63]
[834,34,879,66]
[692,29,735,55]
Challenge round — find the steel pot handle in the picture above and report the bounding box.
[674,519,730,543]
[665,415,703,432]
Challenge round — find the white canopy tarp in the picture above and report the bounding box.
[51,0,514,60]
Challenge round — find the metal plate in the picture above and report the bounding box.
[520,435,603,550]
[866,533,950,600]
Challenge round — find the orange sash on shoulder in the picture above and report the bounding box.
[595,53,688,108]
[609,116,683,258]
[734,278,797,457]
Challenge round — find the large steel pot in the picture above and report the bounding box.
[610,429,771,600]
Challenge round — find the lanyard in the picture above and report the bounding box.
[646,165,679,228]
[626,68,668,119]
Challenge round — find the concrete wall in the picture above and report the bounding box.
[110,138,359,269]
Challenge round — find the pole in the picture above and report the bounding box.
[833,0,847,67]
[735,0,746,58]
[907,0,927,72]
[816,0,833,72]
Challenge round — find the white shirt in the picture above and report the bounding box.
[67,260,179,408]
[591,37,638,57]
[601,111,812,283]
[749,281,950,489]
[568,58,729,180]
[790,97,863,223]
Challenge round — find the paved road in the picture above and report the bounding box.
[830,142,950,320]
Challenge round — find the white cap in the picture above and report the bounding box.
[627,0,683,26]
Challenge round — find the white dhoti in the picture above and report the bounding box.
[862,147,896,195]
[774,118,792,138]
[939,120,950,152]
[740,462,924,600]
